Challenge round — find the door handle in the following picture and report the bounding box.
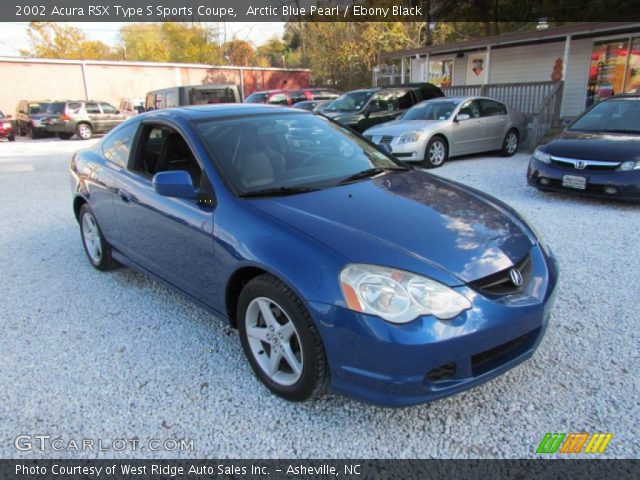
[119,190,131,203]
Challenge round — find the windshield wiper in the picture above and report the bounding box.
[337,167,408,185]
[239,186,320,198]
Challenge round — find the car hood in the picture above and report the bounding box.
[364,120,444,136]
[322,111,362,123]
[542,130,640,161]
[249,170,533,285]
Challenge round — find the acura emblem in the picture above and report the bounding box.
[509,268,524,287]
[575,160,587,170]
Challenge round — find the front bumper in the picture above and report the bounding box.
[528,157,640,202]
[309,246,559,407]
[371,138,425,162]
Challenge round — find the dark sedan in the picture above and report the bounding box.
[528,95,640,201]
[71,104,557,406]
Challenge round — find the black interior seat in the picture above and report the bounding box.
[157,132,201,186]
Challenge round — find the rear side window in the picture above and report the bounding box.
[102,122,138,168]
[479,99,507,116]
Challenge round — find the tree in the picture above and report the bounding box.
[256,37,287,68]
[223,40,255,66]
[22,22,116,60]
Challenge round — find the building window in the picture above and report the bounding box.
[587,37,640,107]
[427,59,453,87]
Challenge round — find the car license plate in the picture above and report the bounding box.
[562,175,587,190]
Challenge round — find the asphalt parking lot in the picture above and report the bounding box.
[0,136,638,459]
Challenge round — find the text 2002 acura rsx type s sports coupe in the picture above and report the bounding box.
[70,104,558,407]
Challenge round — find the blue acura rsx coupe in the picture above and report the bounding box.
[70,104,558,407]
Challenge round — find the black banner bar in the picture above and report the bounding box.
[2,460,640,480]
[4,0,640,22]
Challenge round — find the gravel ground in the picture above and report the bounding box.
[0,137,638,459]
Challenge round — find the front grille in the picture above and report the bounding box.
[470,253,532,297]
[425,362,457,382]
[365,134,393,145]
[550,157,619,171]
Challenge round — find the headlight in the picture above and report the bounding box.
[339,264,471,323]
[396,130,422,144]
[2,122,11,129]
[532,148,551,164]
[618,160,640,171]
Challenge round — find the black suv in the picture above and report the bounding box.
[322,83,444,132]
[45,100,128,140]
[15,100,51,139]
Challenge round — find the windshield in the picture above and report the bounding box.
[244,92,268,103]
[400,100,460,121]
[197,112,404,196]
[569,98,640,133]
[325,91,373,112]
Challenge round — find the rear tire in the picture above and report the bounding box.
[423,136,448,168]
[501,129,519,156]
[76,123,93,140]
[237,274,328,402]
[79,204,118,271]
[58,132,73,140]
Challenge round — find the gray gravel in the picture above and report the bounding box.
[0,137,638,459]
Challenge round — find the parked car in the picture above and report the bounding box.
[45,100,127,140]
[364,96,526,167]
[322,83,444,133]
[244,88,340,106]
[119,98,146,115]
[15,100,51,139]
[528,94,640,201]
[70,104,558,406]
[145,84,240,111]
[0,111,15,141]
[292,100,333,113]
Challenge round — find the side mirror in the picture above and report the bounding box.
[152,171,197,200]
[455,113,471,122]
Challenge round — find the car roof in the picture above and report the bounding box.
[146,103,309,121]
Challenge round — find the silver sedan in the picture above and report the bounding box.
[363,96,527,168]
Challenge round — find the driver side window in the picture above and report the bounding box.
[458,100,482,119]
[133,125,214,205]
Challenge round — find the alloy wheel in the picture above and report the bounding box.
[81,213,102,263]
[78,124,92,140]
[429,141,446,165]
[244,297,303,386]
[506,132,518,154]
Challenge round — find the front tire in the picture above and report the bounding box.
[501,129,519,156]
[237,274,328,402]
[8,135,15,142]
[79,204,118,271]
[423,135,448,168]
[76,123,93,140]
